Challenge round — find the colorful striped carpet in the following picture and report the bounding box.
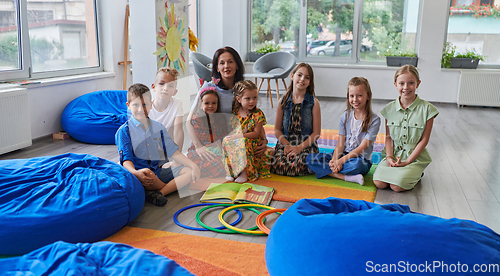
[191,127,385,203]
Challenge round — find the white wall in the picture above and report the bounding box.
[199,0,462,103]
[8,0,129,139]
[5,0,477,141]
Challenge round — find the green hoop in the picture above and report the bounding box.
[196,204,263,234]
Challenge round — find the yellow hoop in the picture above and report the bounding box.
[218,204,275,235]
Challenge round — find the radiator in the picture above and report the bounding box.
[0,89,32,155]
[457,71,500,107]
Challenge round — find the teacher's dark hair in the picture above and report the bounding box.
[211,46,245,89]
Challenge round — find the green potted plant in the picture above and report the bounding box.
[382,49,418,67]
[441,42,485,69]
[248,42,280,62]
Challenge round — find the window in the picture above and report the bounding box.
[360,0,420,62]
[250,0,300,56]
[305,0,355,60]
[0,0,101,81]
[447,0,500,66]
[250,0,421,64]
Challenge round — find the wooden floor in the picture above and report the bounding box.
[2,95,500,244]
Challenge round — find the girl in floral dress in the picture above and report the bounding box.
[271,63,321,176]
[223,80,271,183]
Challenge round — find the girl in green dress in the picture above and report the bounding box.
[373,65,439,192]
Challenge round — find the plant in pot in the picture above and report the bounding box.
[382,49,418,67]
[248,42,280,62]
[441,42,485,69]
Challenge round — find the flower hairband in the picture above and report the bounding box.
[199,84,217,96]
[211,77,220,85]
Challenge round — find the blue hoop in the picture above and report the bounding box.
[174,203,242,231]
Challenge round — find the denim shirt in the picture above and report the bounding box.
[282,93,315,141]
[115,117,178,176]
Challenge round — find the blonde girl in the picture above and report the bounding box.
[223,80,271,183]
[271,63,321,176]
[373,65,439,192]
[306,77,381,185]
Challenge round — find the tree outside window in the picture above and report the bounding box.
[250,0,420,63]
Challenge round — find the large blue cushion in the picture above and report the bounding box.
[0,153,144,256]
[266,198,500,275]
[61,90,128,144]
[0,241,193,275]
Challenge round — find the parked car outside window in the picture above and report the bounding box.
[307,40,331,54]
[309,39,370,56]
[279,41,296,53]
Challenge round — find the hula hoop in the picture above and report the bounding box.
[174,203,243,231]
[196,204,263,234]
[219,204,275,235]
[256,208,287,234]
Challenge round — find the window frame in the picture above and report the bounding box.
[249,0,423,66]
[1,0,31,81]
[0,0,103,82]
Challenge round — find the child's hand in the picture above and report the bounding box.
[255,138,268,157]
[392,157,409,167]
[329,159,343,173]
[286,146,302,157]
[191,165,201,183]
[386,156,397,167]
[196,145,215,161]
[136,168,154,187]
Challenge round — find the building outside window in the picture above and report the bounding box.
[448,0,500,66]
[0,0,100,81]
[250,0,421,64]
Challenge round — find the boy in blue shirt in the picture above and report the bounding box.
[116,83,200,206]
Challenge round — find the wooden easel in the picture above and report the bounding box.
[118,5,131,90]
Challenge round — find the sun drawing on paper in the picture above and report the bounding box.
[153,2,187,74]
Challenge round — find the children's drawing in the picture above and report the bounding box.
[154,1,187,74]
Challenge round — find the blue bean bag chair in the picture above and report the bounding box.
[0,241,193,275]
[266,197,500,275]
[61,90,128,144]
[0,153,144,256]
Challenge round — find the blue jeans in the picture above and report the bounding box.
[305,153,372,179]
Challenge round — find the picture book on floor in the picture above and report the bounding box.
[200,182,274,206]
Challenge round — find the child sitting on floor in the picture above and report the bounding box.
[149,67,184,151]
[306,77,380,185]
[186,85,229,178]
[373,65,438,192]
[223,80,271,183]
[115,83,200,206]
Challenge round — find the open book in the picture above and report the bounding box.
[200,182,274,206]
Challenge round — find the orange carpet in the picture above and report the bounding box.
[104,226,267,276]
